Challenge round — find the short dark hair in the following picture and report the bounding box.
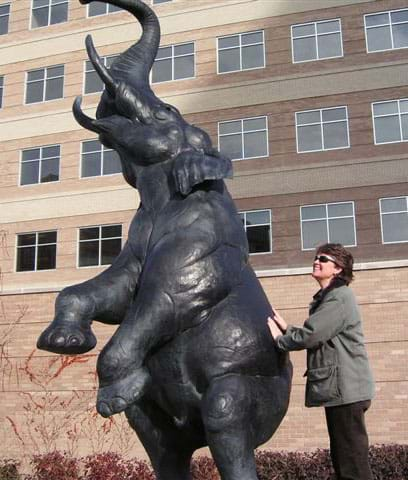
[316,243,354,285]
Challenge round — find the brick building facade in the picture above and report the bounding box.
[0,0,407,462]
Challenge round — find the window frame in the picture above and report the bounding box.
[24,65,65,105]
[30,0,69,30]
[295,105,350,153]
[83,54,119,95]
[15,230,58,272]
[77,224,123,268]
[239,209,272,255]
[80,139,122,178]
[151,41,196,84]
[217,115,269,161]
[0,3,11,36]
[291,18,343,64]
[364,8,408,53]
[216,29,266,75]
[371,98,408,145]
[152,0,173,4]
[87,2,122,17]
[300,201,357,251]
[19,144,61,186]
[379,196,408,244]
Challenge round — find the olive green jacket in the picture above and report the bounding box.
[276,284,375,407]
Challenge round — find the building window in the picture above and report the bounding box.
[0,76,4,108]
[217,30,265,74]
[31,0,68,29]
[296,106,349,153]
[152,0,172,4]
[372,99,408,144]
[81,139,121,178]
[218,116,268,161]
[0,3,10,35]
[365,9,408,52]
[300,202,356,250]
[25,65,64,104]
[16,231,57,272]
[78,225,122,267]
[380,197,408,243]
[87,2,121,16]
[152,42,195,83]
[20,145,60,186]
[291,19,343,63]
[239,210,272,254]
[84,55,118,94]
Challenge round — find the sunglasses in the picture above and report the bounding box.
[314,254,336,263]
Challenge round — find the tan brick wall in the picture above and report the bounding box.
[0,266,406,461]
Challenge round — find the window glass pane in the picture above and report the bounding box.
[27,69,44,81]
[327,202,353,217]
[83,140,100,153]
[218,48,240,73]
[374,116,401,143]
[108,4,121,12]
[152,59,172,83]
[80,227,99,241]
[41,157,59,182]
[246,210,270,225]
[373,101,398,115]
[22,149,40,161]
[301,205,326,220]
[241,44,264,69]
[38,231,57,244]
[317,33,342,58]
[322,108,346,122]
[322,121,349,149]
[329,218,355,245]
[18,233,36,246]
[296,111,320,124]
[50,2,68,24]
[37,244,56,270]
[79,241,99,267]
[390,10,408,23]
[218,35,239,49]
[293,37,317,62]
[302,220,328,249]
[381,197,407,213]
[88,2,107,16]
[365,13,390,27]
[156,46,172,60]
[33,0,49,6]
[382,212,408,242]
[102,149,121,175]
[21,161,39,185]
[317,20,340,34]
[101,238,122,264]
[292,24,315,37]
[401,114,408,140]
[174,43,194,56]
[219,134,242,160]
[42,145,59,158]
[219,120,241,135]
[85,70,104,94]
[242,31,263,45]
[400,100,408,113]
[0,5,9,35]
[17,247,36,271]
[47,65,64,78]
[297,124,322,152]
[243,117,266,131]
[45,77,63,100]
[247,225,270,253]
[392,23,408,48]
[174,55,194,79]
[366,26,392,51]
[102,225,121,238]
[82,152,102,177]
[243,131,268,158]
[26,82,44,103]
[32,7,49,28]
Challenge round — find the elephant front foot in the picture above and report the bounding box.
[96,367,151,418]
[37,323,97,354]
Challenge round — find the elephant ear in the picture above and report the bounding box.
[173,149,233,196]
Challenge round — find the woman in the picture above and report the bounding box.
[268,243,375,480]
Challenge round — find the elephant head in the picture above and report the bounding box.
[75,0,232,194]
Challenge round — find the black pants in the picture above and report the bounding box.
[325,400,373,480]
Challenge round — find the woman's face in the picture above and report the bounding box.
[311,252,342,285]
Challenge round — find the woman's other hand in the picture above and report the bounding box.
[271,309,287,332]
[267,316,283,340]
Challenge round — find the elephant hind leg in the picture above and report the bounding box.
[201,374,259,480]
[125,400,196,480]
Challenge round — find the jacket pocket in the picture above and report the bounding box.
[305,365,340,406]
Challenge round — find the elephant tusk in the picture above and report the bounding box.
[72,96,101,133]
[86,35,118,97]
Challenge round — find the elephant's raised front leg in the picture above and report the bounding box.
[37,242,141,354]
